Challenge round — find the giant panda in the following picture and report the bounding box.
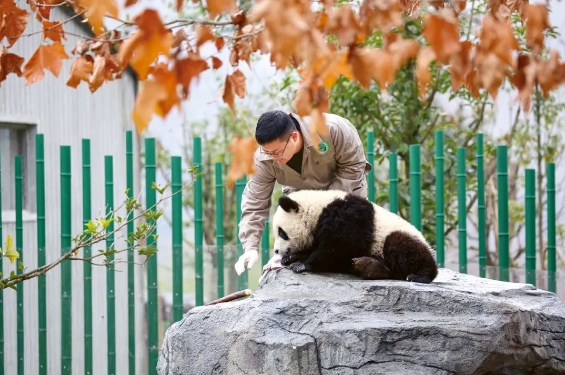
[272,189,438,284]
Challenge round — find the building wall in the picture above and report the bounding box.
[0,6,146,375]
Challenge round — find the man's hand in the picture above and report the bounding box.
[234,250,259,275]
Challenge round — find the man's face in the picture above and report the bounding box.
[260,131,298,163]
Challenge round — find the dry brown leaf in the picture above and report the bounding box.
[42,21,66,42]
[227,136,257,189]
[1,2,30,47]
[196,26,215,48]
[211,56,223,69]
[132,79,169,132]
[310,108,328,138]
[23,41,69,86]
[348,47,379,89]
[325,5,361,46]
[0,46,24,84]
[229,70,246,98]
[448,40,473,92]
[416,46,436,99]
[293,86,313,116]
[215,37,226,51]
[125,0,138,6]
[88,55,108,92]
[66,55,94,88]
[478,15,519,67]
[523,4,550,54]
[176,52,209,99]
[152,63,181,117]
[176,0,185,12]
[207,0,237,19]
[422,8,460,64]
[76,0,118,35]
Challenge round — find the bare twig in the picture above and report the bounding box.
[205,289,252,305]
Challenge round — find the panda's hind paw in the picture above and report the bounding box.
[406,274,432,284]
[288,261,312,273]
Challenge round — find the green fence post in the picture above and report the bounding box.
[435,131,444,267]
[0,136,3,374]
[409,145,422,231]
[60,146,72,375]
[389,153,398,214]
[525,169,536,286]
[172,156,184,321]
[261,220,270,268]
[547,163,556,293]
[193,137,204,307]
[15,156,24,375]
[457,148,467,274]
[145,138,158,375]
[36,135,47,375]
[476,133,486,278]
[82,139,93,375]
[367,130,375,203]
[105,156,116,375]
[236,176,247,290]
[215,163,225,298]
[497,145,509,282]
[125,131,135,375]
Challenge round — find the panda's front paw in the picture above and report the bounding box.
[288,261,312,273]
[281,253,307,267]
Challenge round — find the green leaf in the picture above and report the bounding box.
[98,218,113,230]
[151,182,168,195]
[138,245,158,258]
[18,261,25,271]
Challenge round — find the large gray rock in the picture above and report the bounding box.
[157,268,565,375]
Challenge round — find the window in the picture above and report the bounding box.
[0,123,37,213]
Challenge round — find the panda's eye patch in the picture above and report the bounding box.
[278,227,289,241]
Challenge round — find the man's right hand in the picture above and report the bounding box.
[234,250,259,275]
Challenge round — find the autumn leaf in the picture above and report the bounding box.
[66,55,94,88]
[176,52,209,99]
[117,9,172,80]
[309,108,328,139]
[229,70,246,98]
[0,46,24,84]
[348,47,379,89]
[151,63,181,117]
[176,0,185,12]
[227,136,257,189]
[125,0,138,6]
[523,4,550,54]
[76,0,119,35]
[23,42,69,86]
[132,79,169,132]
[325,5,362,46]
[416,46,436,99]
[448,41,473,93]
[310,50,353,89]
[211,56,223,69]
[1,2,30,47]
[196,26,215,48]
[422,8,460,64]
[293,86,313,116]
[207,0,237,19]
[42,21,66,42]
[215,37,226,51]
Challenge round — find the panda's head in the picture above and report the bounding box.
[271,190,347,258]
[271,195,313,258]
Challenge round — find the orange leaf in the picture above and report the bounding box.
[1,3,30,47]
[0,46,24,84]
[523,4,550,54]
[152,63,181,117]
[125,0,138,6]
[293,86,313,116]
[229,70,246,98]
[313,50,353,89]
[117,9,172,80]
[175,52,209,99]
[309,108,328,139]
[76,0,119,35]
[227,136,257,189]
[89,55,109,92]
[348,47,379,89]
[196,26,215,48]
[416,46,436,99]
[215,37,226,51]
[211,56,223,69]
[176,0,185,12]
[66,55,94,88]
[422,9,460,64]
[207,0,237,19]
[42,21,66,42]
[23,42,70,86]
[221,74,236,115]
[132,79,169,132]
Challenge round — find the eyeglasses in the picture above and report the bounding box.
[260,132,293,158]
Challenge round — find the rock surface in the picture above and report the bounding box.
[157,268,565,375]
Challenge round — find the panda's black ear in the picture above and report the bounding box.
[279,196,300,213]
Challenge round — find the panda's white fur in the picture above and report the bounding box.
[272,189,438,283]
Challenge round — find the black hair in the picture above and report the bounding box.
[255,110,298,145]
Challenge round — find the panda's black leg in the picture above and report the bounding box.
[281,253,308,267]
[351,256,392,280]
